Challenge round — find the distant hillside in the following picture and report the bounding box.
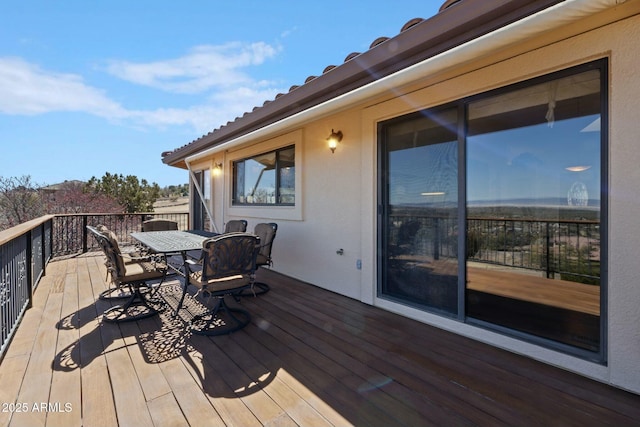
[153,196,189,213]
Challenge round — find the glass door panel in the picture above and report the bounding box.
[466,69,602,352]
[379,108,459,315]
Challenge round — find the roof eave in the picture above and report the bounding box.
[162,0,564,167]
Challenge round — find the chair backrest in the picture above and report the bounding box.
[224,219,247,233]
[87,225,127,282]
[200,233,260,281]
[253,223,277,267]
[143,218,179,232]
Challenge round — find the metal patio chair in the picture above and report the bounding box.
[88,225,167,322]
[224,219,247,233]
[241,222,277,296]
[177,232,260,335]
[142,218,179,232]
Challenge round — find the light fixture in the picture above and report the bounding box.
[565,165,591,172]
[213,162,223,176]
[327,129,343,153]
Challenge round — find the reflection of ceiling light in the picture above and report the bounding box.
[421,192,446,196]
[565,165,592,172]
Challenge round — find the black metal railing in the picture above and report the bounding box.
[0,212,187,361]
[54,212,189,256]
[0,216,53,361]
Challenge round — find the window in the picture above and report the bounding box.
[232,146,295,206]
[191,169,211,230]
[378,59,606,359]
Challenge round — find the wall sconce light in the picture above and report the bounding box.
[213,162,223,176]
[327,129,343,154]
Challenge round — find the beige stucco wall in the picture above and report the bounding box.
[195,3,640,394]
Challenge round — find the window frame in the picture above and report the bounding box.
[232,145,295,207]
[226,129,303,221]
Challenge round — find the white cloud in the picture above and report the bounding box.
[104,42,281,94]
[0,57,127,118]
[0,41,285,134]
[127,84,281,135]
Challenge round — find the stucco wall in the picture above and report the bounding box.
[361,8,640,394]
[200,5,640,394]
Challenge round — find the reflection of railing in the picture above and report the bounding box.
[468,217,600,284]
[0,212,188,361]
[389,213,600,285]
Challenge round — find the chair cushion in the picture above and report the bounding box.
[189,271,250,293]
[123,260,166,283]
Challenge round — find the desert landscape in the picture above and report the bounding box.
[153,196,189,213]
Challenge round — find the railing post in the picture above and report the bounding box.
[82,215,88,253]
[26,230,33,309]
[40,222,46,278]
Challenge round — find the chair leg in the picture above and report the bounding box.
[103,284,164,323]
[99,285,134,301]
[190,297,251,336]
[239,267,270,297]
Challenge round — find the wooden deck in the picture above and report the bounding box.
[1,253,639,427]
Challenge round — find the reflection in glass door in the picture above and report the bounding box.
[379,108,459,315]
[466,68,603,352]
[378,60,605,358]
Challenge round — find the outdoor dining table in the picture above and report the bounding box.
[130,229,218,276]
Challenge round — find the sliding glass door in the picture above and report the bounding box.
[378,60,605,358]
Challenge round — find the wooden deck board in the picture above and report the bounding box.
[47,260,82,427]
[0,253,639,427]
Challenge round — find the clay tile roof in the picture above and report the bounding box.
[162,0,565,166]
[401,18,424,32]
[344,52,361,62]
[369,37,390,48]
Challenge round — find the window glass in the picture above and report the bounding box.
[233,146,295,205]
[378,61,605,357]
[467,69,602,352]
[192,169,211,230]
[380,108,459,314]
[278,146,295,204]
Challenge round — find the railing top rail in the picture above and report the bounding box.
[53,212,187,218]
[0,215,55,246]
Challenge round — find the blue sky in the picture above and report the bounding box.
[1,1,442,187]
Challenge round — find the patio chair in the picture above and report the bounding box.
[177,232,260,335]
[224,219,247,233]
[90,226,168,322]
[87,226,167,322]
[241,222,277,296]
[90,225,156,300]
[142,218,179,232]
[142,218,181,269]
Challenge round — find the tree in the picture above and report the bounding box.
[86,173,161,213]
[160,184,189,198]
[43,181,124,214]
[0,175,45,229]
